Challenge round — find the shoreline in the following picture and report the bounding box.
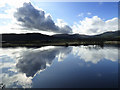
[1,41,120,48]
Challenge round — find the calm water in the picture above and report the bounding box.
[0,45,119,88]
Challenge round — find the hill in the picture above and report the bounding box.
[2,30,120,47]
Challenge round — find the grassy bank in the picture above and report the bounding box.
[2,41,120,47]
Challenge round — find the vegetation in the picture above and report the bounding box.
[2,30,120,47]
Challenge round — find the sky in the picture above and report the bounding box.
[0,0,118,35]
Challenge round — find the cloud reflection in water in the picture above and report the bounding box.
[16,46,72,77]
[72,46,118,64]
[0,45,118,88]
[0,46,72,88]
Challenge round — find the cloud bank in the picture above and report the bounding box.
[14,2,72,34]
[14,2,117,35]
[72,16,118,35]
[1,2,117,35]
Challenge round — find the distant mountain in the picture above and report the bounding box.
[52,34,90,39]
[2,30,120,47]
[2,30,120,43]
[53,30,120,40]
[2,33,53,42]
[94,30,120,38]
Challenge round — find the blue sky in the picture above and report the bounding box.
[0,1,118,35]
[31,2,118,25]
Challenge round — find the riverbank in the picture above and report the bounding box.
[2,41,120,47]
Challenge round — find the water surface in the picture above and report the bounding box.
[0,45,119,88]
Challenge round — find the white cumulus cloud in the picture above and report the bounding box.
[72,16,118,35]
[14,2,72,34]
[0,1,118,35]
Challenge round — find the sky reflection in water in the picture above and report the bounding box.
[0,45,118,88]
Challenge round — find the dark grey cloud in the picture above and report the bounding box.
[14,2,72,34]
[16,47,72,77]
